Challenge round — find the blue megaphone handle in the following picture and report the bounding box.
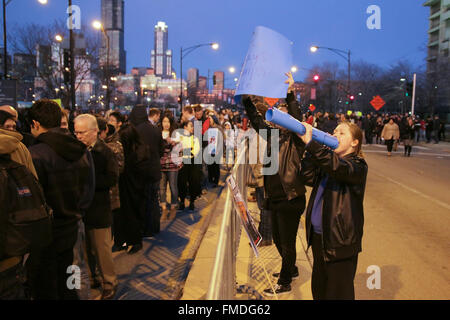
[265,108,339,150]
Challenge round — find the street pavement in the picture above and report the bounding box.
[104,141,450,300]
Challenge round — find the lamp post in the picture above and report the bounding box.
[310,45,351,99]
[2,0,47,79]
[93,20,111,110]
[179,42,218,110]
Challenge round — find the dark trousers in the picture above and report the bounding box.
[311,233,358,300]
[178,163,202,203]
[386,139,394,152]
[207,163,220,185]
[270,196,305,286]
[255,187,272,242]
[145,181,161,235]
[0,261,27,300]
[27,243,78,300]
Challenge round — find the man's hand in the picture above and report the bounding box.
[297,122,313,145]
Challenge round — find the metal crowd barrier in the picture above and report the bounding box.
[206,141,249,300]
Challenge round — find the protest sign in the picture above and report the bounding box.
[226,175,262,257]
[235,26,293,99]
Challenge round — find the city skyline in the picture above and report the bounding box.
[3,0,429,83]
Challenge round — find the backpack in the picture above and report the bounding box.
[0,157,53,260]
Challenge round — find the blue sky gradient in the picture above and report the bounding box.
[6,0,429,83]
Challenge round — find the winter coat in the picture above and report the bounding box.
[29,128,95,251]
[128,105,163,182]
[105,132,124,210]
[0,128,37,178]
[84,139,119,229]
[300,141,368,262]
[243,91,306,203]
[381,123,400,140]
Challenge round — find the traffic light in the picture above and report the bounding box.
[213,75,216,85]
[406,82,413,97]
[63,49,70,83]
[349,95,355,105]
[313,74,320,84]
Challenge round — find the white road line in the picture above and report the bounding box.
[366,144,430,150]
[371,171,450,210]
[363,150,450,157]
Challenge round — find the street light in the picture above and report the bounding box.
[93,20,111,110]
[179,42,219,110]
[310,45,351,99]
[55,34,63,42]
[229,66,236,74]
[291,66,298,73]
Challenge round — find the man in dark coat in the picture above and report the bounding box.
[27,100,94,300]
[74,114,118,300]
[128,105,163,236]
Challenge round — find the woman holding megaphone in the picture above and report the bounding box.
[296,120,368,300]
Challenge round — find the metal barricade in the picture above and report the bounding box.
[206,141,248,300]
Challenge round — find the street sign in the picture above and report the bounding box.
[370,95,385,111]
[309,104,316,112]
[264,97,279,107]
[0,79,17,108]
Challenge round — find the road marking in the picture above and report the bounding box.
[367,144,430,150]
[372,171,450,210]
[363,150,450,157]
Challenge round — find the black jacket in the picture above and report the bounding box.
[84,139,118,229]
[243,92,306,203]
[29,128,94,251]
[129,105,163,182]
[300,140,368,262]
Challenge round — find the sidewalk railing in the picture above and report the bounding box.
[206,142,248,300]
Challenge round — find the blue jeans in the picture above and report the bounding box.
[160,171,179,208]
[145,181,161,235]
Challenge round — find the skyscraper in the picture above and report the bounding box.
[101,0,126,74]
[213,71,224,90]
[151,21,173,79]
[187,68,199,88]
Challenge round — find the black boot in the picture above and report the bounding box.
[408,146,412,157]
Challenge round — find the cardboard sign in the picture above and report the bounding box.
[226,175,262,257]
[235,26,293,99]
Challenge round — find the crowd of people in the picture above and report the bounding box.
[0,72,447,300]
[309,111,446,157]
[0,98,249,300]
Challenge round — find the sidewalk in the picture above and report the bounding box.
[182,184,314,300]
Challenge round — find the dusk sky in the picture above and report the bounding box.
[6,0,429,85]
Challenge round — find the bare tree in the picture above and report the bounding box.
[10,19,101,108]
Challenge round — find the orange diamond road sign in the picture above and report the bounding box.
[264,97,279,107]
[309,104,316,112]
[370,95,385,111]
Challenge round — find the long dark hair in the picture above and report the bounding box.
[119,123,144,159]
[160,115,177,136]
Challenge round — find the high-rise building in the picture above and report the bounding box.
[151,21,173,79]
[213,71,224,91]
[187,68,199,88]
[423,0,450,72]
[198,76,207,90]
[101,0,126,74]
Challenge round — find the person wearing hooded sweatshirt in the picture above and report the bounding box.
[0,111,37,178]
[27,99,95,300]
[0,111,39,299]
[128,104,164,237]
